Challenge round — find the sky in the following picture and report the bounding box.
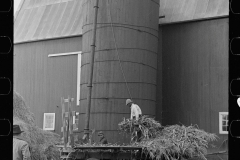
[14,0,21,14]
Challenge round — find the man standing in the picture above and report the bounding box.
[97,131,108,144]
[13,125,31,160]
[126,99,142,120]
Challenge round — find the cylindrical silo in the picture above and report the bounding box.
[79,0,159,143]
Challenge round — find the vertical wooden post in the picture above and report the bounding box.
[61,97,67,149]
[69,97,74,147]
[84,0,99,142]
[66,97,70,144]
[62,96,74,148]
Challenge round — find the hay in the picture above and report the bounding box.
[119,115,163,141]
[119,117,218,160]
[13,91,61,160]
[13,91,35,124]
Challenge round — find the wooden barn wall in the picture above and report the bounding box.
[156,27,163,123]
[14,37,82,134]
[158,18,228,152]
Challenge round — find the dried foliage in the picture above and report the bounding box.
[118,115,164,142]
[13,91,35,124]
[118,116,218,160]
[13,91,61,160]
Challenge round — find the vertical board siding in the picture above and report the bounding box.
[160,18,228,151]
[156,27,163,123]
[14,37,82,134]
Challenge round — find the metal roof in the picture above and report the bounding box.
[14,0,229,43]
[159,0,229,24]
[14,0,85,43]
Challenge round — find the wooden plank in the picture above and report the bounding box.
[61,97,67,149]
[48,51,81,57]
[73,151,142,160]
[74,146,142,150]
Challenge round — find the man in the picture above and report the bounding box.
[97,131,108,144]
[126,99,142,120]
[13,125,31,160]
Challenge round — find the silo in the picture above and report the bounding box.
[79,0,159,143]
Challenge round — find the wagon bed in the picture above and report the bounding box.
[58,145,143,160]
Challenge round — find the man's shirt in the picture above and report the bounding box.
[130,104,142,120]
[13,137,31,160]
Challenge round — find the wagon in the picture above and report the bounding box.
[58,145,144,160]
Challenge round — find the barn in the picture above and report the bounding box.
[14,0,228,158]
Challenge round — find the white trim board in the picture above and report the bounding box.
[48,51,82,57]
[77,54,81,106]
[48,51,82,106]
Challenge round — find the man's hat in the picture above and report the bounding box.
[13,125,24,134]
[98,131,104,136]
[126,99,133,105]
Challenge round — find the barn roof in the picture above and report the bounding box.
[14,0,229,43]
[159,0,229,24]
[14,0,85,43]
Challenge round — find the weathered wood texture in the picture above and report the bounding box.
[14,37,82,134]
[81,0,159,143]
[159,18,228,151]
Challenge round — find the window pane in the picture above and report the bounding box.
[223,121,226,125]
[222,126,227,131]
[222,115,227,120]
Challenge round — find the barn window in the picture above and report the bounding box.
[43,113,55,130]
[219,112,228,134]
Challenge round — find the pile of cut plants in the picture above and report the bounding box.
[13,91,61,160]
[118,115,218,160]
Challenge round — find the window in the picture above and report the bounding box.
[219,112,228,134]
[43,113,55,130]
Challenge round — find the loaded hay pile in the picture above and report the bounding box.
[13,91,61,160]
[118,115,218,160]
[119,115,164,141]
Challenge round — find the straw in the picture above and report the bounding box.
[118,116,218,160]
[13,91,61,160]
